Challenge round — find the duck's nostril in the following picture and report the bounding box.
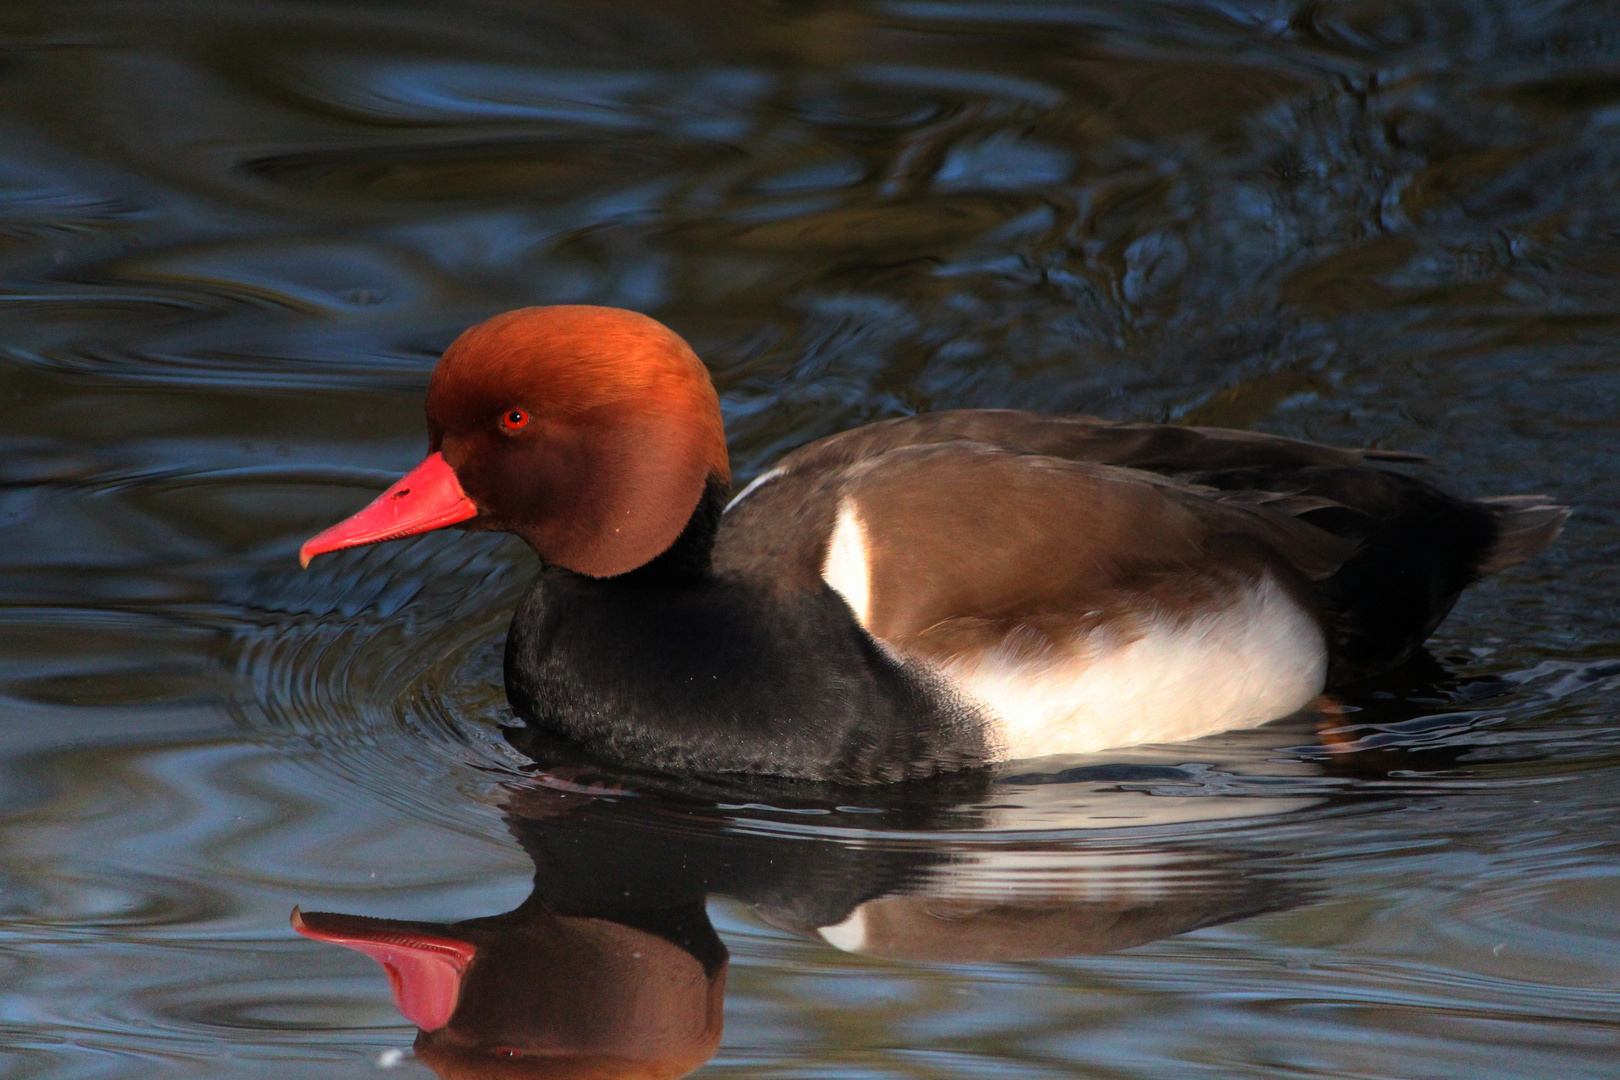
[392,488,411,499]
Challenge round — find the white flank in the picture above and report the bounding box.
[723,467,785,512]
[821,500,872,626]
[816,908,867,953]
[946,575,1326,760]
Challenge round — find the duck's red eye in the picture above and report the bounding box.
[502,408,529,431]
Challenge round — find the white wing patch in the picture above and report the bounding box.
[821,499,872,627]
[944,575,1326,760]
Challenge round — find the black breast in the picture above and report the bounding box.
[502,567,990,783]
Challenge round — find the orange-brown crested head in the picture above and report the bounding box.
[426,306,729,577]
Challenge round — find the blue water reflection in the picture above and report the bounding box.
[0,0,1617,1077]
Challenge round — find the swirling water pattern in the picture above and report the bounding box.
[1,1,1619,1077]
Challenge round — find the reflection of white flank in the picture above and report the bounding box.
[810,844,1264,960]
[816,907,867,953]
[723,467,785,512]
[948,575,1326,760]
[918,846,1198,902]
[821,500,872,627]
[978,772,1323,833]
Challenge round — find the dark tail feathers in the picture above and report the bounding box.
[1476,496,1569,576]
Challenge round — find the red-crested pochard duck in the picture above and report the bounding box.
[301,306,1567,783]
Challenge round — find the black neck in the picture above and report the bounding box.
[616,475,729,584]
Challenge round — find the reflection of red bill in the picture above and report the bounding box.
[292,907,477,1030]
[299,452,478,567]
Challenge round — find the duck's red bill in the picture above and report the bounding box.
[292,907,477,1031]
[299,451,477,567]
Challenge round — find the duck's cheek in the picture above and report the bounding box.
[436,435,542,517]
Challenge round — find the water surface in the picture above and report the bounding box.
[2,1,1619,1077]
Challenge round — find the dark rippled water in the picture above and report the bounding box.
[3,1,1619,1077]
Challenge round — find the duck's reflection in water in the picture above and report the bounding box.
[295,770,1301,1078]
[296,896,722,1079]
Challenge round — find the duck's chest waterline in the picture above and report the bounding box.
[503,562,1326,778]
[500,573,993,782]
